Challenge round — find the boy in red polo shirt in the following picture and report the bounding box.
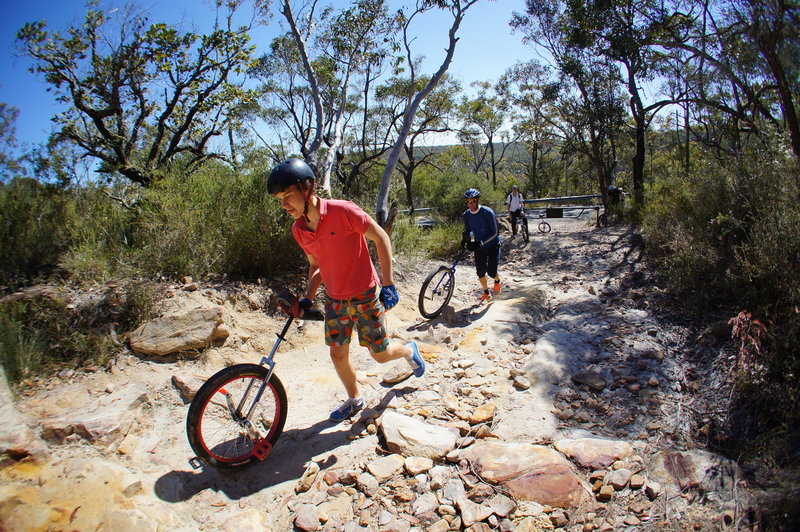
[267,159,425,422]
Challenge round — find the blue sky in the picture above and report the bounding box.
[0,0,534,148]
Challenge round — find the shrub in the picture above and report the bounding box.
[641,157,739,307]
[412,169,504,222]
[0,281,156,384]
[0,178,74,283]
[131,163,303,280]
[642,143,800,464]
[391,217,463,260]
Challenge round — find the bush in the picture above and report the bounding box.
[412,169,505,222]
[641,157,739,307]
[58,185,139,282]
[130,163,303,280]
[391,217,463,260]
[0,178,74,283]
[642,143,800,464]
[0,281,157,384]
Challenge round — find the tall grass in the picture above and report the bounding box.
[130,165,298,279]
[391,217,463,259]
[0,281,157,384]
[0,178,74,284]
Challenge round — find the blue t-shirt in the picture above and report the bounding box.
[461,205,500,249]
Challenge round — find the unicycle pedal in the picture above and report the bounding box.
[252,438,273,461]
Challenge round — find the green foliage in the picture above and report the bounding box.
[641,156,738,305]
[1,163,305,286]
[16,4,258,187]
[131,163,302,280]
[391,218,462,260]
[0,281,156,384]
[412,167,505,222]
[0,178,74,283]
[642,142,800,385]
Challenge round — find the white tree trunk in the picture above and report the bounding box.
[281,0,324,168]
[320,71,353,196]
[375,0,477,226]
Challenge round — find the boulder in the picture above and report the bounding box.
[554,437,634,469]
[0,368,48,461]
[453,441,587,508]
[380,411,459,459]
[128,306,229,356]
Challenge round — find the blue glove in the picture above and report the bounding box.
[379,285,399,310]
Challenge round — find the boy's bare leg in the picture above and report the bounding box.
[330,344,359,399]
[370,342,412,363]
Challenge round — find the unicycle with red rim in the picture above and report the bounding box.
[186,290,322,470]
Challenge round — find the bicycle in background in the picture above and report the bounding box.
[537,213,551,234]
[418,248,466,319]
[511,212,529,242]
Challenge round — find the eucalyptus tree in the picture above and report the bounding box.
[374,73,460,210]
[16,2,263,186]
[513,0,679,204]
[661,0,800,167]
[274,0,399,195]
[375,0,484,227]
[458,81,517,186]
[333,63,399,197]
[496,62,561,196]
[249,34,321,162]
[511,5,627,197]
[0,103,23,181]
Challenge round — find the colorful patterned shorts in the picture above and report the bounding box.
[324,287,388,353]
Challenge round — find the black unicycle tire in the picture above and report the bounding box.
[418,266,455,319]
[538,221,551,234]
[187,363,287,470]
[598,213,608,228]
[521,218,530,242]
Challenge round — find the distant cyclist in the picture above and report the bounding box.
[505,184,525,237]
[460,188,501,303]
[267,158,425,423]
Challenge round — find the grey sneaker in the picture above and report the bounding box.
[329,397,365,422]
[407,341,425,378]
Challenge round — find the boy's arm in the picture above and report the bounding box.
[364,218,394,287]
[305,253,323,300]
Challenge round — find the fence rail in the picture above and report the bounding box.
[400,194,603,215]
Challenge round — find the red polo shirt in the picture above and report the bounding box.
[291,198,379,300]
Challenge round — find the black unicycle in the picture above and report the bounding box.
[418,249,465,319]
[537,213,551,234]
[186,290,323,471]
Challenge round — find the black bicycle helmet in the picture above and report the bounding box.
[266,158,316,194]
[464,188,481,199]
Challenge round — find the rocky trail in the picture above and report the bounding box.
[1,219,758,531]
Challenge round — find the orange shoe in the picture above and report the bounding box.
[493,279,501,293]
[480,291,493,303]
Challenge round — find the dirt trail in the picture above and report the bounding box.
[3,218,749,531]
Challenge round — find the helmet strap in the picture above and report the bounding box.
[301,180,315,221]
